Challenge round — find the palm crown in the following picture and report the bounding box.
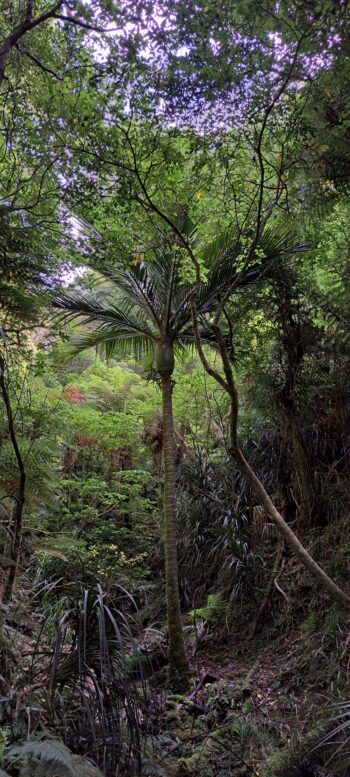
[54,229,302,361]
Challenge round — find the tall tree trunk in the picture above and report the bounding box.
[0,356,26,603]
[229,435,350,610]
[161,372,189,690]
[282,404,316,525]
[273,269,318,526]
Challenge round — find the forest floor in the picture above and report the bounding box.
[147,620,349,776]
[5,586,350,777]
[145,525,350,777]
[4,520,350,777]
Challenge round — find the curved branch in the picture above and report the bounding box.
[194,323,350,612]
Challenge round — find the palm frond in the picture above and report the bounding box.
[194,224,239,267]
[101,255,178,326]
[53,228,306,365]
[54,291,155,336]
[100,264,162,327]
[67,326,154,362]
[259,228,307,259]
[53,288,158,361]
[174,227,306,333]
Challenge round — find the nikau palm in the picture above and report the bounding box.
[54,233,295,688]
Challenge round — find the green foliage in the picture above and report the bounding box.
[1,2,350,773]
[189,594,226,624]
[300,613,318,636]
[0,352,160,591]
[6,739,104,777]
[0,730,6,767]
[177,453,254,602]
[0,213,55,329]
[316,699,350,776]
[53,470,157,585]
[261,723,327,777]
[53,234,276,366]
[25,585,147,776]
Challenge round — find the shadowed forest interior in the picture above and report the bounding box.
[1,1,350,775]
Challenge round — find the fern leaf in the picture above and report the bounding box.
[7,739,104,777]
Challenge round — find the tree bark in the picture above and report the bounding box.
[215,325,350,613]
[192,307,350,613]
[161,372,189,690]
[273,269,318,526]
[0,1,64,87]
[283,406,316,525]
[229,437,350,610]
[0,355,26,603]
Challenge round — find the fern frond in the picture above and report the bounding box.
[7,739,104,777]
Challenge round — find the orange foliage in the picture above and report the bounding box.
[63,385,86,403]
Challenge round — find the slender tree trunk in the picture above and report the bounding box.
[0,356,26,603]
[230,438,350,610]
[161,372,189,690]
[215,326,350,613]
[283,406,316,526]
[273,272,318,526]
[191,306,350,612]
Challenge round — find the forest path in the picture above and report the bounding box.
[148,626,341,776]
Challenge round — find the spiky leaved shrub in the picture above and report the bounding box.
[176,452,255,604]
[316,699,350,775]
[0,730,6,768]
[25,585,148,776]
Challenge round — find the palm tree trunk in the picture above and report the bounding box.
[161,373,189,690]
